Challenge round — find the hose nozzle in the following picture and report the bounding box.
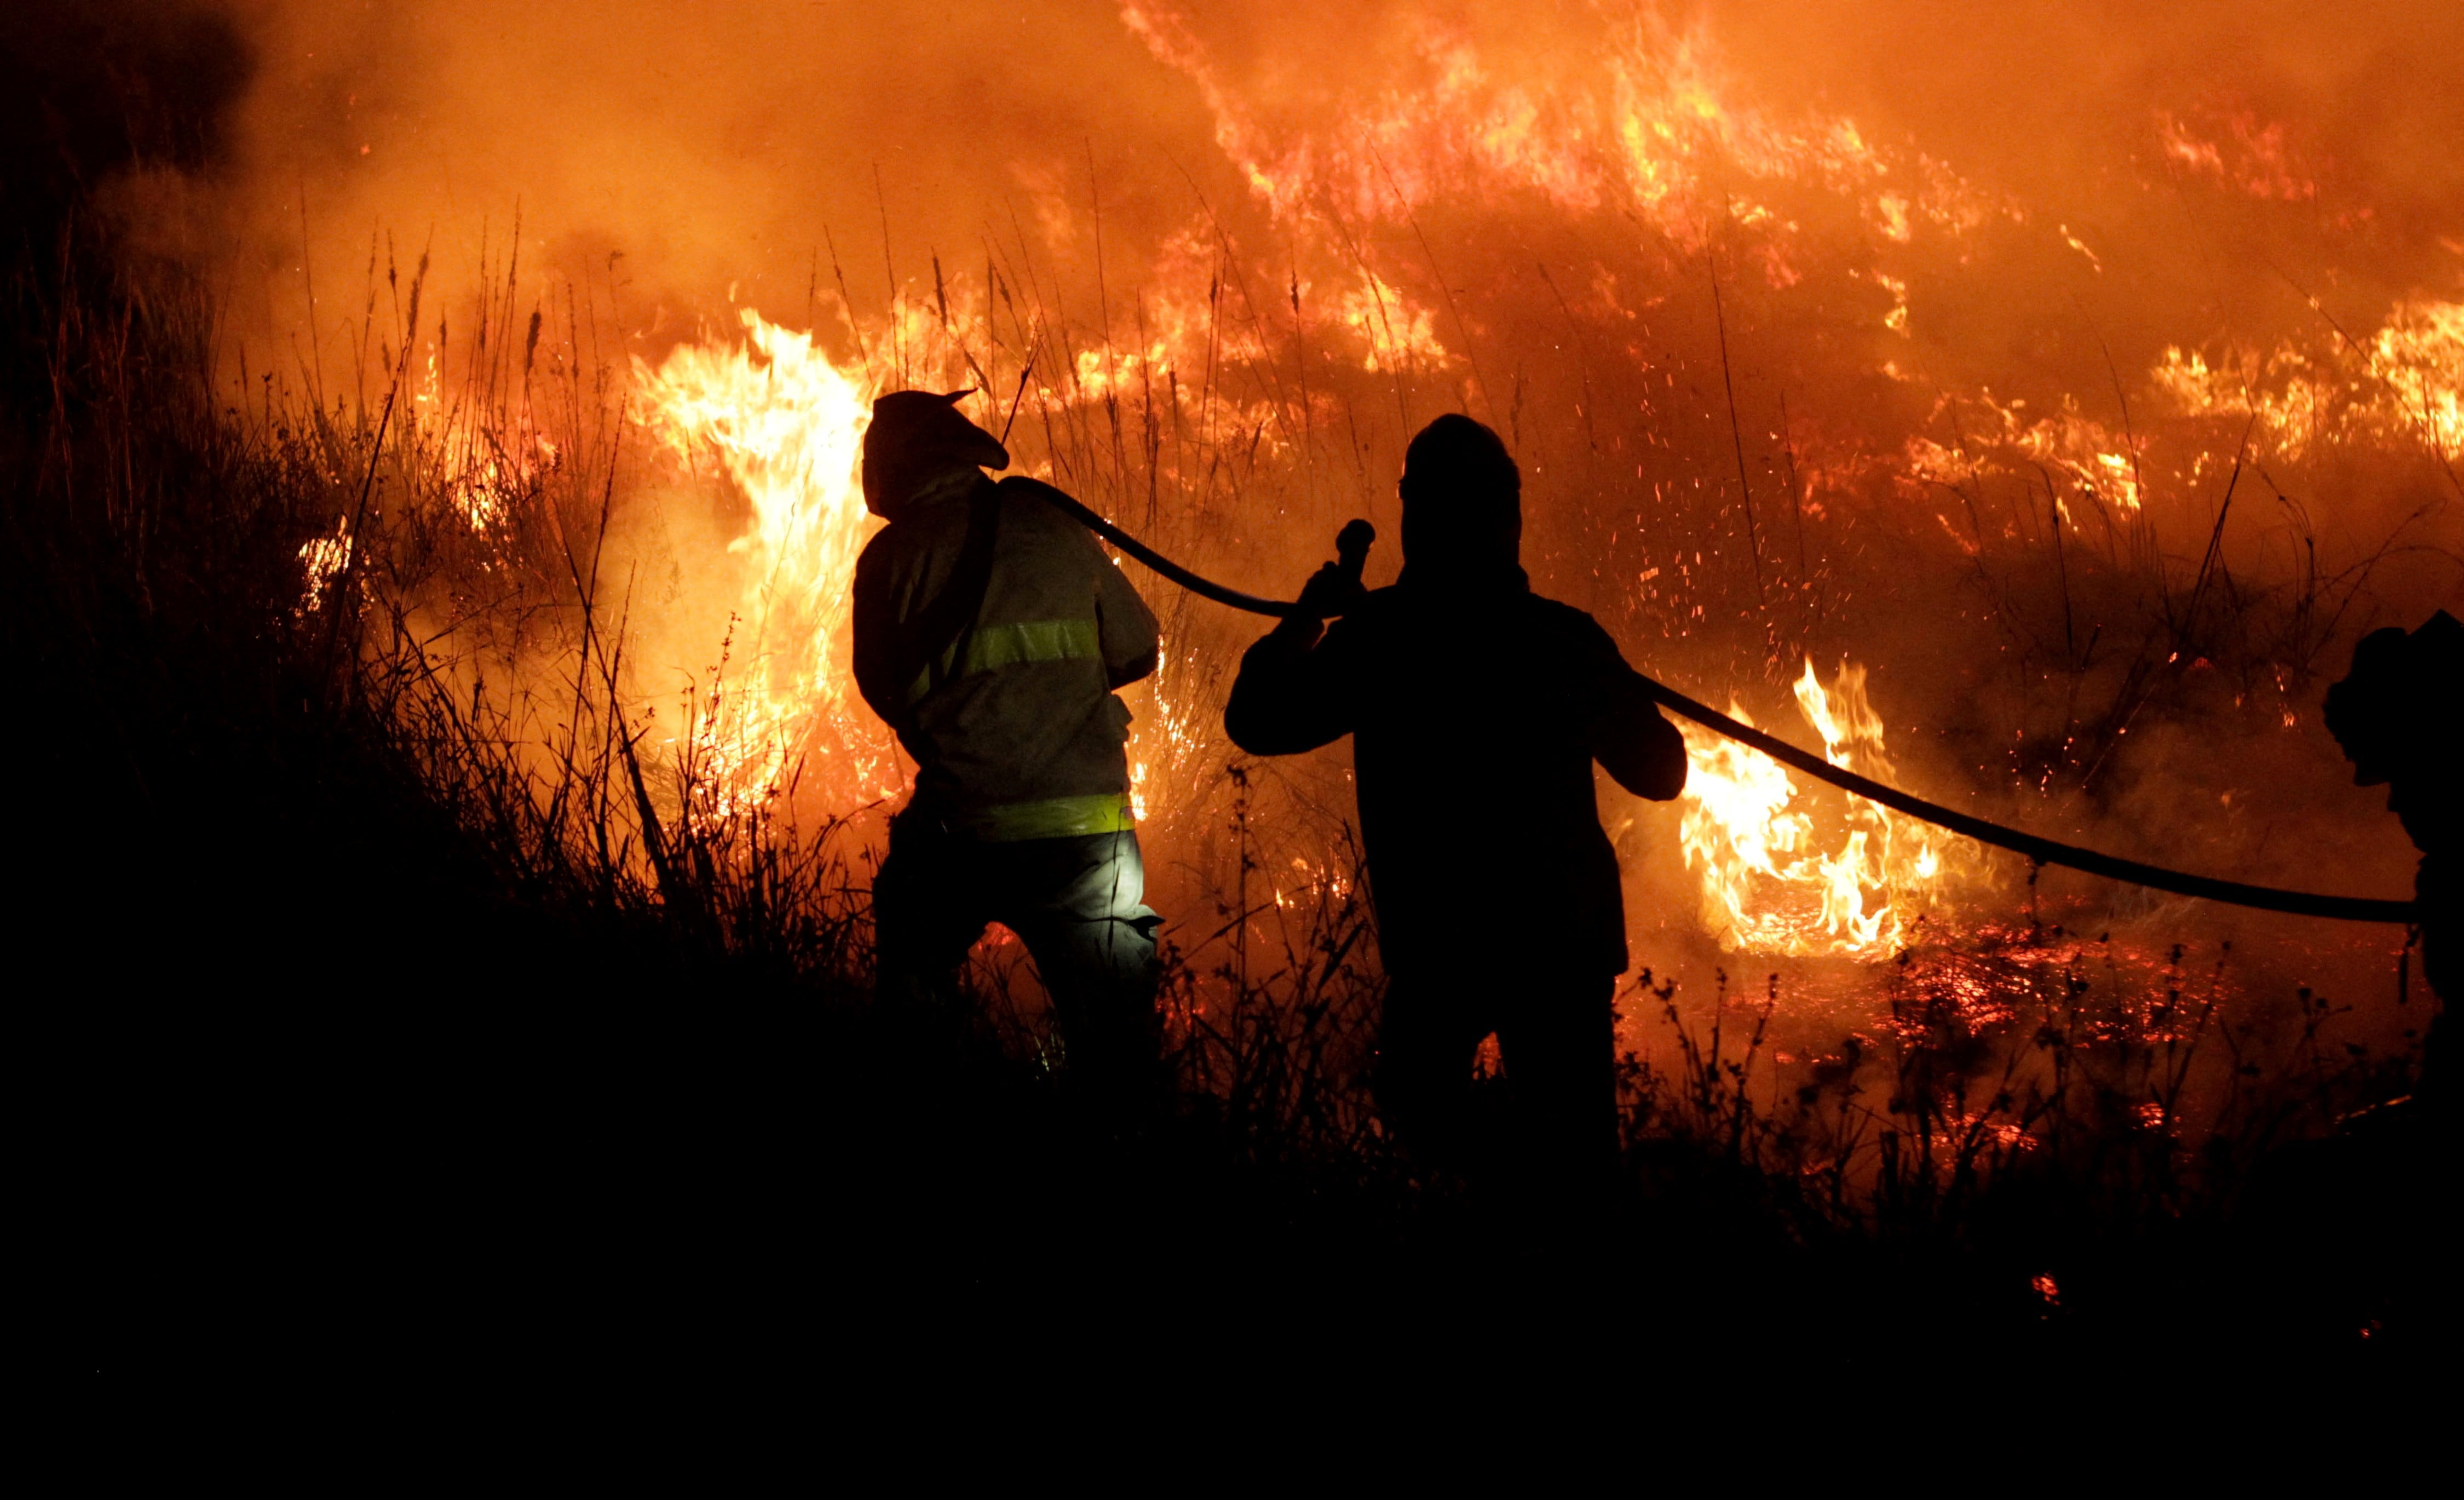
[1335,519,1375,584]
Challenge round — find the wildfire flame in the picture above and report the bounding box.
[1677,659,1967,958]
[634,309,899,806]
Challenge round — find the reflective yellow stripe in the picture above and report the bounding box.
[963,617,1101,674]
[955,792,1136,842]
[905,617,1101,705]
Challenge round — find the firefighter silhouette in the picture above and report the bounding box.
[2324,607,2463,1107]
[854,391,1165,1102]
[2232,608,2462,1346]
[1225,414,1689,1186]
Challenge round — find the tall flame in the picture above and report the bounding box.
[634,309,899,805]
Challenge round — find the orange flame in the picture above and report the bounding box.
[1677,659,1967,958]
[297,516,351,617]
[634,309,900,807]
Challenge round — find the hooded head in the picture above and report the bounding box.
[861,389,1009,519]
[1398,414,1523,589]
[2323,610,2463,854]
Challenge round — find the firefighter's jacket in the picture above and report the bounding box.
[1225,570,1686,978]
[854,474,1160,841]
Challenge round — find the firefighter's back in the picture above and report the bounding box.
[851,390,1166,1106]
[855,475,1158,838]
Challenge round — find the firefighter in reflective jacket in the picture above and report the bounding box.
[1225,414,1688,1183]
[853,390,1165,1097]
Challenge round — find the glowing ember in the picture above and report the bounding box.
[297,516,352,617]
[1676,659,1969,958]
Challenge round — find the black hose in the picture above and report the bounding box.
[1028,482,1308,618]
[1630,679,2417,925]
[1039,488,2420,926]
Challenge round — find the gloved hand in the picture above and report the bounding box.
[1293,560,1368,620]
[1293,518,1375,619]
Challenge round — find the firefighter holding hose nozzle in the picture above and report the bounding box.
[854,390,1166,1109]
[1225,415,1690,1194]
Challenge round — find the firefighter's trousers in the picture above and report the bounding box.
[874,812,1164,1097]
[1374,961,1619,1193]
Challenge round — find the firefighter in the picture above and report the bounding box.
[853,390,1165,1105]
[1223,414,1689,1187]
[2231,608,2462,1342]
[2323,608,2462,1108]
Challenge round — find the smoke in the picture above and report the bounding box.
[189,1,1230,358]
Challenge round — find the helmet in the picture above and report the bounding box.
[861,389,1009,518]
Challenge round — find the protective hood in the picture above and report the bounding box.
[1396,413,1527,593]
[862,389,1009,519]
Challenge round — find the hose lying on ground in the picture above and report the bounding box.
[1033,485,2420,926]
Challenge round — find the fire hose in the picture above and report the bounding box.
[1029,487,2420,926]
